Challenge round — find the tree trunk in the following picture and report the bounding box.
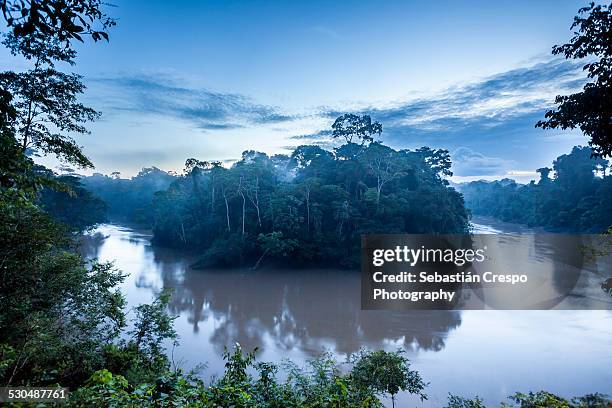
[21,57,41,152]
[269,196,275,230]
[248,179,262,228]
[254,177,262,227]
[255,200,262,227]
[252,248,269,270]
[179,221,187,245]
[306,191,310,232]
[240,190,246,238]
[211,175,215,213]
[376,175,383,209]
[223,190,231,232]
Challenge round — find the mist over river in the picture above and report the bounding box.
[80,217,612,407]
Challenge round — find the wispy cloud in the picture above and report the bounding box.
[89,75,295,130]
[290,59,584,143]
[87,57,588,179]
[451,147,516,177]
[92,58,584,145]
[310,58,585,144]
[292,57,587,178]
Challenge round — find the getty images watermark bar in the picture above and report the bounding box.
[361,234,612,310]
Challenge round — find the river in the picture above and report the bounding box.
[80,217,612,406]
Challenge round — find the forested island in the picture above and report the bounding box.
[81,115,470,268]
[45,140,612,256]
[1,1,611,407]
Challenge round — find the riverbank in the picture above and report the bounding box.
[470,215,541,234]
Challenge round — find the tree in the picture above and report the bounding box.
[460,145,612,232]
[537,167,552,184]
[0,34,99,168]
[445,395,486,408]
[553,146,605,191]
[184,158,210,212]
[290,144,334,179]
[297,177,320,232]
[1,0,115,45]
[416,147,453,179]
[252,231,298,269]
[207,160,223,214]
[536,2,612,157]
[350,349,427,408]
[129,290,177,368]
[38,174,107,230]
[0,200,127,386]
[0,0,115,171]
[234,151,275,230]
[217,167,233,233]
[0,87,41,196]
[331,113,382,145]
[138,121,470,267]
[363,142,405,208]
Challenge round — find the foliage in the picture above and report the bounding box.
[0,195,126,386]
[350,349,427,407]
[1,0,115,45]
[82,167,176,224]
[0,0,179,394]
[332,113,382,145]
[445,394,486,408]
[460,146,612,232]
[66,346,612,407]
[0,197,179,387]
[128,289,178,380]
[0,88,66,201]
[0,3,610,406]
[0,33,100,168]
[536,2,612,158]
[252,231,299,269]
[87,116,469,268]
[444,392,612,408]
[38,173,107,230]
[506,391,612,408]
[70,345,388,407]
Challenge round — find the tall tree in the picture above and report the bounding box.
[363,142,405,208]
[536,2,612,157]
[331,113,382,145]
[0,34,99,168]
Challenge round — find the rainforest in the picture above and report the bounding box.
[1,1,611,407]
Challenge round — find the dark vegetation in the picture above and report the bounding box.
[536,2,612,158]
[460,146,612,232]
[154,125,470,269]
[462,1,612,234]
[84,117,470,268]
[0,1,610,407]
[82,167,175,224]
[38,172,107,230]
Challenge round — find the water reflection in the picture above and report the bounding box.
[80,224,612,407]
[81,226,462,358]
[167,268,462,355]
[466,233,612,310]
[79,230,106,259]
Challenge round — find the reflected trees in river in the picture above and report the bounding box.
[144,246,463,356]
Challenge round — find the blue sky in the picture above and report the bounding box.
[0,0,593,181]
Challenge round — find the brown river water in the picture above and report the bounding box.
[80,217,612,406]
